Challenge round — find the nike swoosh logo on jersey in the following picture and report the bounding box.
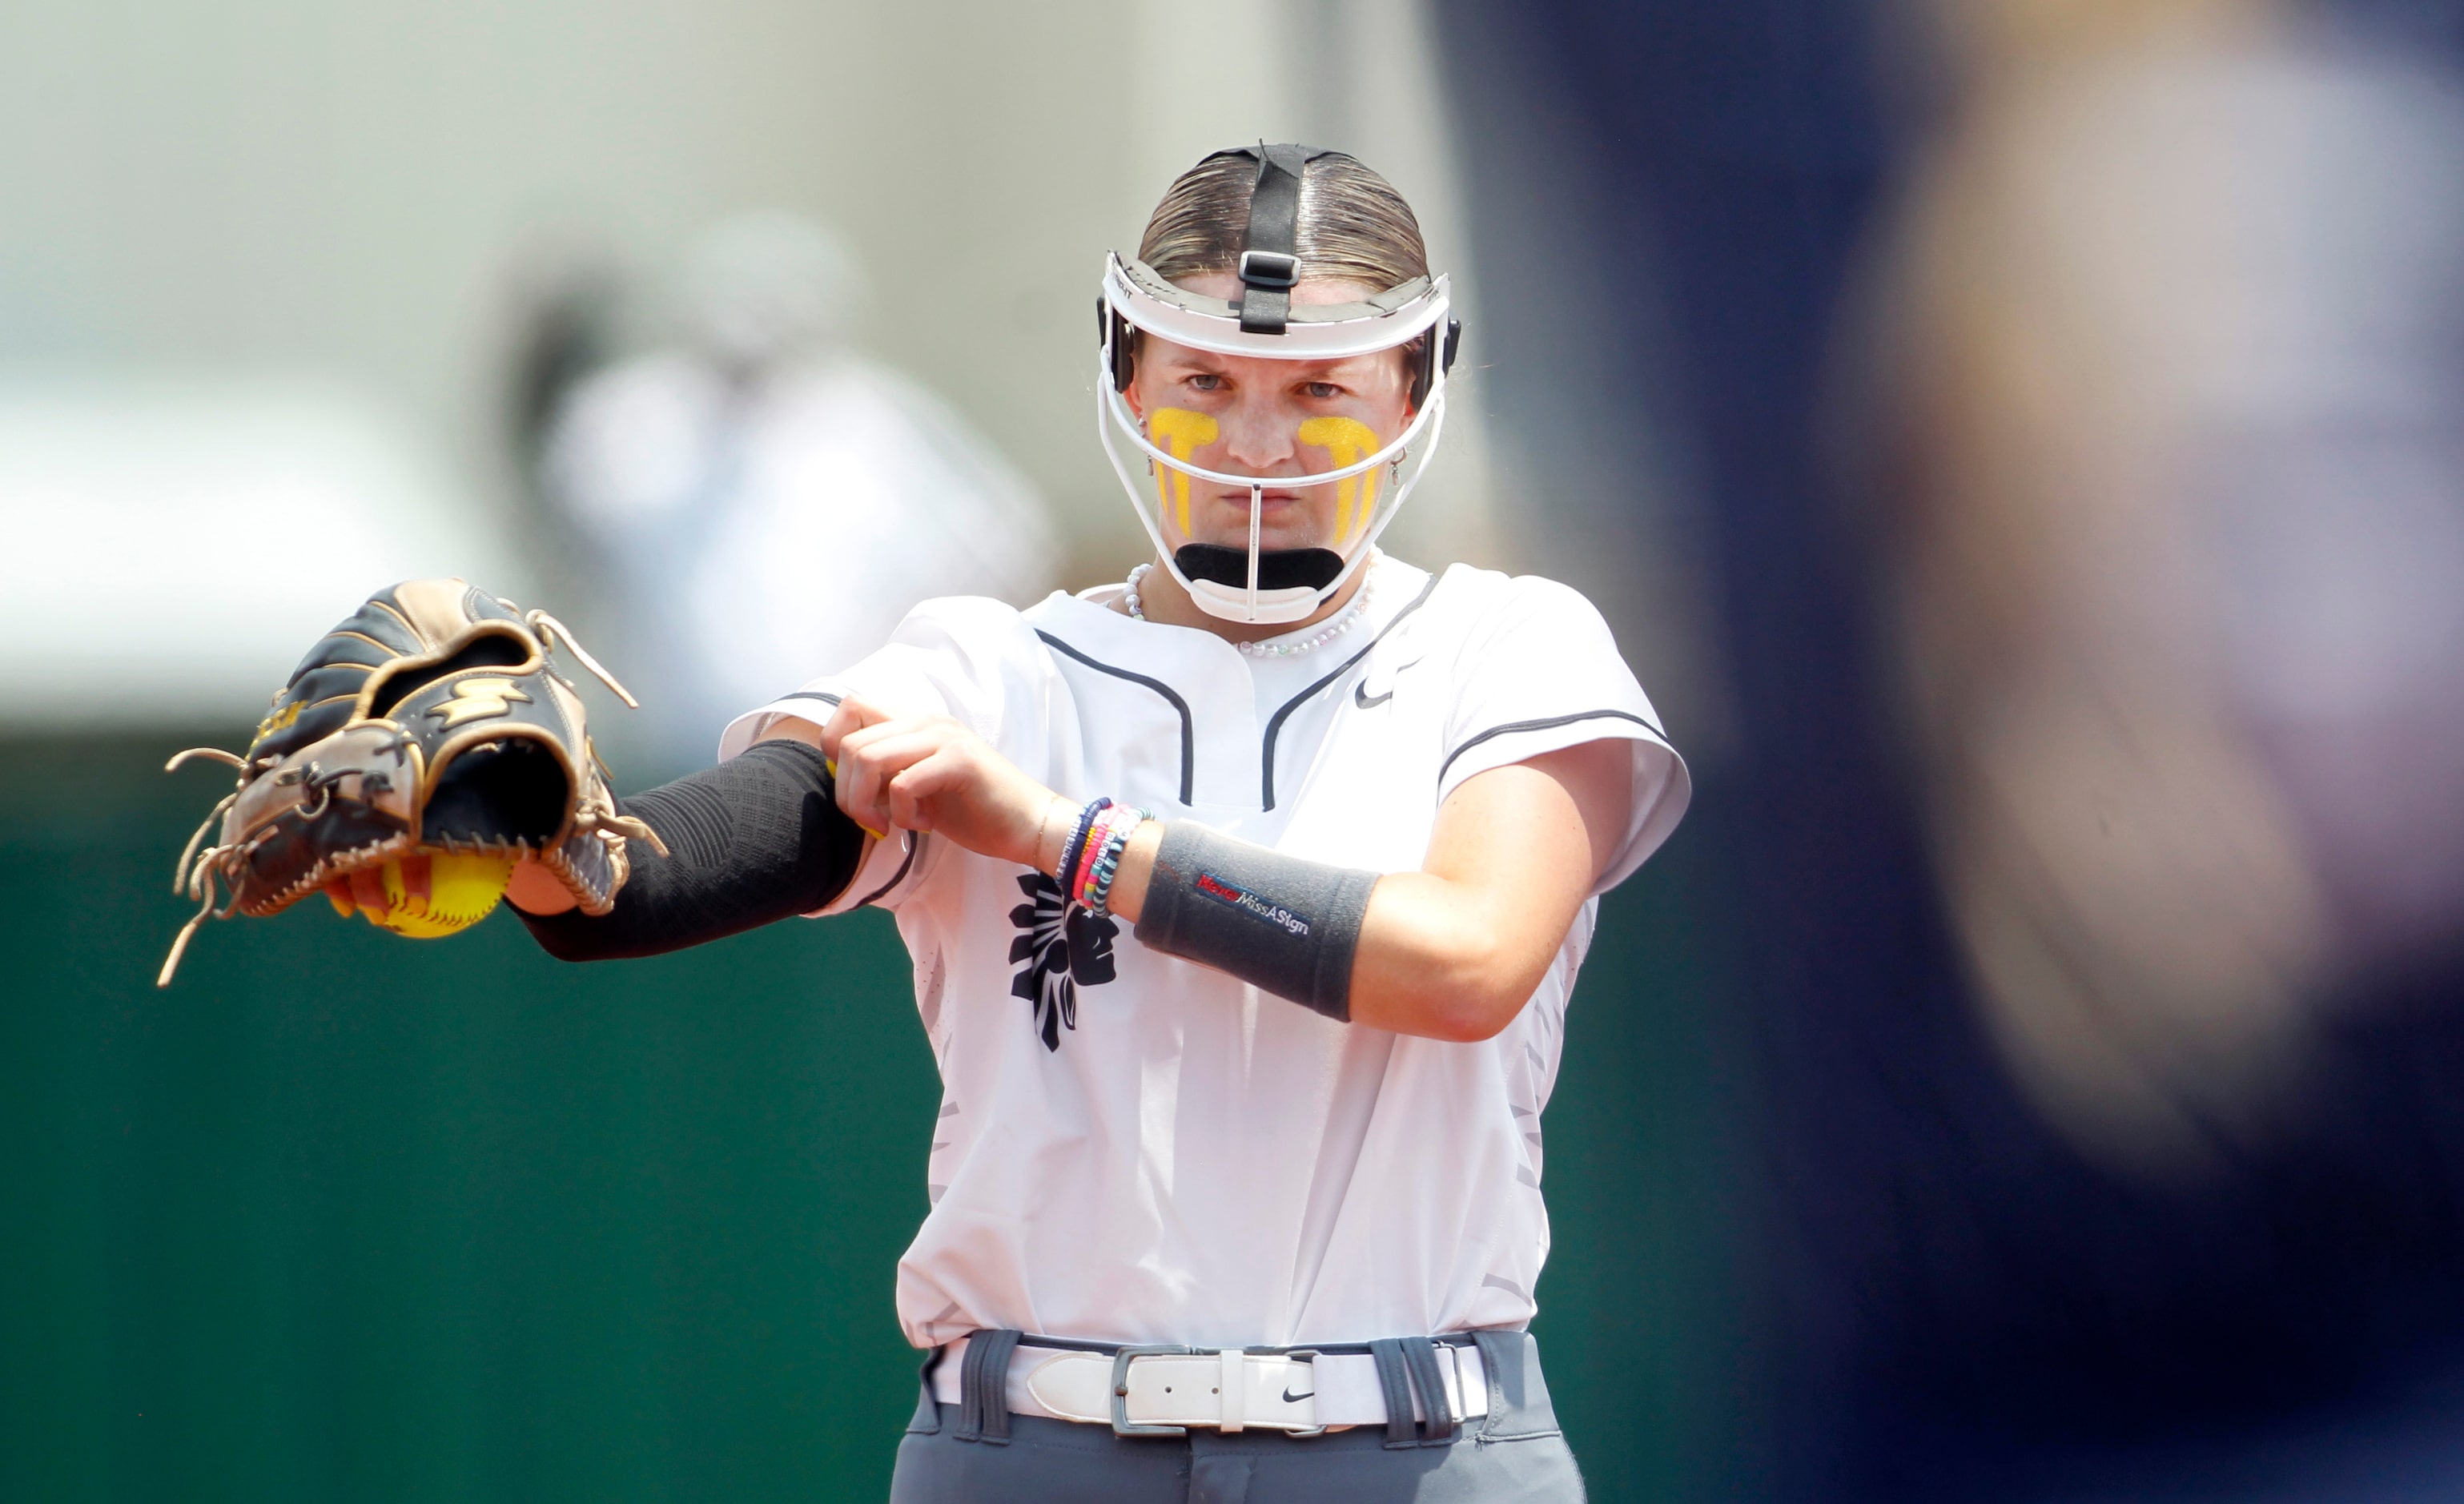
[1353,682,1393,709]
[1282,1385,1316,1403]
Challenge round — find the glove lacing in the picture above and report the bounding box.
[155,610,653,987]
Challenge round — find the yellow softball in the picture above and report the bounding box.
[326,850,516,939]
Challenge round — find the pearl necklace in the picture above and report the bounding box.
[1123,562,1376,658]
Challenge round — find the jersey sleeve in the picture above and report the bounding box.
[1438,575,1691,894]
[713,595,1041,915]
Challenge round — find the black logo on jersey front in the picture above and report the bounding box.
[1353,681,1393,709]
[1008,872,1119,1052]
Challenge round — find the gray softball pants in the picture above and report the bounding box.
[887,1329,1586,1502]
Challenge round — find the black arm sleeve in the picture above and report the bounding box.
[520,738,867,962]
[1132,822,1380,1021]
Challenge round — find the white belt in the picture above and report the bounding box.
[932,1337,1489,1435]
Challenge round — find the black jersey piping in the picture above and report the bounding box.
[1034,630,1196,805]
[742,685,911,909]
[852,830,922,909]
[1259,571,1441,811]
[1437,709,1670,786]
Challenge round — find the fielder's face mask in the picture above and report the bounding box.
[1097,143,1464,625]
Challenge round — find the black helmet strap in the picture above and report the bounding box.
[1227,142,1323,335]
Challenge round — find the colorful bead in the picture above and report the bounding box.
[1069,804,1118,907]
[1057,797,1111,898]
[1082,805,1151,917]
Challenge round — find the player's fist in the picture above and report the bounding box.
[821,698,1058,869]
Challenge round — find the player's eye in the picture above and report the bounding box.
[1302,380,1343,400]
[1188,372,1224,392]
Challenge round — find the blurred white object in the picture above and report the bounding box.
[543,215,1060,765]
[676,211,863,374]
[0,378,528,730]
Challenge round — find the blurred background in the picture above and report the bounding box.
[8,0,2464,1499]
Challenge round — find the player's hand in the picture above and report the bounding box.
[820,698,1064,870]
[324,857,430,924]
[505,852,580,915]
[328,851,578,920]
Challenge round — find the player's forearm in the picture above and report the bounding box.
[516,740,868,960]
[1345,871,1558,1041]
[1352,750,1622,1037]
[1100,833,1525,1040]
[1103,753,1611,1039]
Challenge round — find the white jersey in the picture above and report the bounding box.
[719,554,1689,1349]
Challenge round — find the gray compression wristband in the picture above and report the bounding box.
[1132,822,1381,1021]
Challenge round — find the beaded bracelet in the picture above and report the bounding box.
[1055,796,1111,896]
[1071,802,1131,909]
[1079,804,1152,917]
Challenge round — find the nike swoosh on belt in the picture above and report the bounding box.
[1282,1385,1316,1403]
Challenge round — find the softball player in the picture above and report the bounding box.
[504,144,1690,1501]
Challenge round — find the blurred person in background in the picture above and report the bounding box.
[533,212,1061,770]
[1803,0,2464,1494]
[1873,0,2464,1175]
[1441,0,2464,1494]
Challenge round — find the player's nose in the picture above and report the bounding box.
[1218,397,1300,472]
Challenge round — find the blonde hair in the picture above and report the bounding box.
[1138,150,1429,292]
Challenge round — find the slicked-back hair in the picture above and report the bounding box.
[1138,151,1429,293]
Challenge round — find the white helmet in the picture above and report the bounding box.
[1096,144,1462,624]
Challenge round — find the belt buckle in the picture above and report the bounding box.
[1278,1349,1327,1438]
[1110,1345,1194,1438]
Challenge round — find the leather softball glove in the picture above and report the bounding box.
[159,578,664,984]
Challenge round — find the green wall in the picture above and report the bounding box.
[0,735,1736,1502]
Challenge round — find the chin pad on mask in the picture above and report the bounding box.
[1174,545,1345,591]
